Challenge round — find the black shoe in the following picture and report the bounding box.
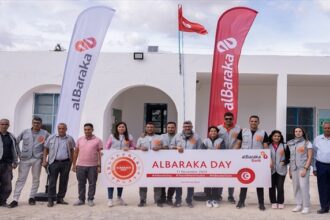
[156,202,163,207]
[47,200,54,207]
[317,208,329,214]
[259,204,266,211]
[228,197,236,204]
[187,202,193,208]
[8,201,18,208]
[236,201,245,209]
[28,198,36,205]
[56,198,68,205]
[166,199,173,206]
[138,200,146,207]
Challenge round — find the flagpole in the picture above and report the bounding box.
[178,4,185,122]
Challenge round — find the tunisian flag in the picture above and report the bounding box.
[178,5,207,34]
[208,7,257,126]
[56,6,115,140]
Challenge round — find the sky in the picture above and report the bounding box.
[1,0,330,56]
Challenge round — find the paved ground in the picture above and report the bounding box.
[1,170,329,220]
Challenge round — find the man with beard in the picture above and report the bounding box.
[170,120,202,208]
[136,122,166,207]
[160,122,177,205]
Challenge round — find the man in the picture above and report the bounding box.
[170,120,202,208]
[313,121,330,214]
[0,119,19,207]
[160,122,177,205]
[136,122,166,207]
[8,116,49,208]
[42,123,75,207]
[234,115,268,211]
[72,123,103,207]
[217,112,240,204]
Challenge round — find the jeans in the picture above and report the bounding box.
[175,187,194,204]
[76,166,98,201]
[107,187,123,199]
[0,163,13,204]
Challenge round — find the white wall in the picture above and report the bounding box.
[196,82,276,139]
[103,86,177,141]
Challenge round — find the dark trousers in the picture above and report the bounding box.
[219,187,235,198]
[175,187,194,204]
[316,161,330,209]
[76,166,98,201]
[239,187,264,205]
[269,172,286,204]
[160,187,175,202]
[107,187,123,199]
[48,160,71,201]
[205,187,220,201]
[0,163,12,204]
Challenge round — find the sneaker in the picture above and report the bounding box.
[47,200,54,207]
[73,200,85,206]
[272,203,278,209]
[301,207,309,214]
[212,200,219,208]
[87,200,94,207]
[28,198,36,205]
[172,201,181,208]
[278,204,285,209]
[8,201,18,208]
[292,205,302,212]
[187,202,193,208]
[166,199,173,206]
[206,200,213,208]
[228,196,236,204]
[236,201,245,209]
[107,199,113,207]
[117,197,127,206]
[138,200,146,207]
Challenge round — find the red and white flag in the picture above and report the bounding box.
[178,5,207,35]
[56,6,115,139]
[208,7,257,126]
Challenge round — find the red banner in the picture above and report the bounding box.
[208,7,257,126]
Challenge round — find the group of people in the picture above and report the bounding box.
[0,113,329,215]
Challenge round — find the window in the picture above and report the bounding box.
[144,103,167,134]
[33,93,59,133]
[286,107,314,142]
[318,109,330,135]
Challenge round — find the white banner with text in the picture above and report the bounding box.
[101,149,271,187]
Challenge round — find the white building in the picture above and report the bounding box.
[1,51,330,141]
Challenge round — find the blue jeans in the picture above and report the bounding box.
[107,187,123,199]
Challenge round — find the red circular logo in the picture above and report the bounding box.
[106,152,142,186]
[237,168,256,184]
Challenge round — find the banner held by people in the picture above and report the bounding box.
[208,7,258,126]
[56,6,115,139]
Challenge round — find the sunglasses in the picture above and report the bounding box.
[224,118,233,121]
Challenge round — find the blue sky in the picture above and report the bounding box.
[1,0,330,56]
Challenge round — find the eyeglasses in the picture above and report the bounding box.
[224,118,233,121]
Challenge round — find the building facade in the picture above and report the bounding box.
[1,51,330,141]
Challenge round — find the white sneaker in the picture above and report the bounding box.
[117,197,127,206]
[301,207,309,214]
[212,200,219,208]
[107,199,113,207]
[278,204,284,209]
[292,205,302,212]
[271,203,278,209]
[206,200,213,208]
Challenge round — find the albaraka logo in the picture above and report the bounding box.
[75,37,97,52]
[217,37,237,53]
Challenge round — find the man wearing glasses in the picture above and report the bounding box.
[217,112,241,204]
[0,119,20,207]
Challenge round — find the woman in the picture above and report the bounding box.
[105,122,135,207]
[286,127,313,214]
[201,126,225,208]
[268,130,287,209]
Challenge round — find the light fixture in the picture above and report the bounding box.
[133,52,144,60]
